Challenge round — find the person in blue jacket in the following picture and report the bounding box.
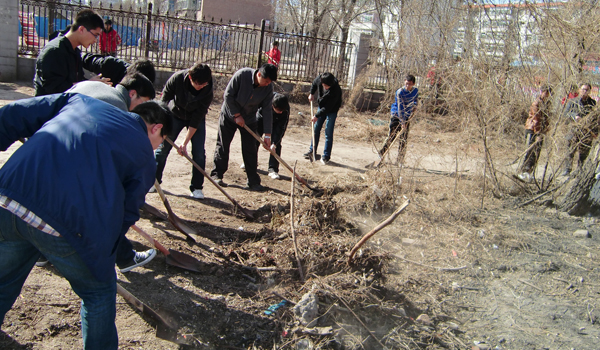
[379,74,419,163]
[0,94,172,350]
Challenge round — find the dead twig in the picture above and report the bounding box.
[518,279,544,292]
[290,161,304,281]
[516,187,558,208]
[348,200,410,264]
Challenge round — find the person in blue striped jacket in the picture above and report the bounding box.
[379,74,419,164]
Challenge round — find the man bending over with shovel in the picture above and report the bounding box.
[68,72,161,272]
[379,74,419,165]
[0,94,172,350]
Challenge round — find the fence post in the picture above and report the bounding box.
[145,3,152,59]
[257,19,265,69]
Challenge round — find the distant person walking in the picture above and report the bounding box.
[379,74,419,164]
[99,18,121,57]
[303,72,343,165]
[264,41,281,67]
[517,85,552,182]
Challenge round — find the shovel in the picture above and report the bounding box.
[310,100,316,163]
[165,137,256,220]
[131,225,207,273]
[153,180,201,242]
[366,124,407,169]
[116,283,193,345]
[242,124,319,193]
[142,203,168,221]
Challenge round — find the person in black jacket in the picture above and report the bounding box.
[303,72,343,164]
[81,53,155,86]
[153,62,214,199]
[34,9,110,96]
[256,93,290,179]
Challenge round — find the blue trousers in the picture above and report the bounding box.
[155,116,206,192]
[0,208,118,350]
[308,110,337,159]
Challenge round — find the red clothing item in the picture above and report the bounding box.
[561,92,579,105]
[265,47,281,66]
[99,28,121,55]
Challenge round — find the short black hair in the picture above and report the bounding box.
[189,62,212,84]
[105,19,112,25]
[406,74,416,84]
[71,9,104,32]
[259,63,278,82]
[320,72,336,86]
[119,72,156,100]
[127,59,156,84]
[132,101,173,137]
[272,93,289,112]
[272,41,279,46]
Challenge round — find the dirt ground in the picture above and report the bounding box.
[1,81,600,349]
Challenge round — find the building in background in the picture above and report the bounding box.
[200,0,271,25]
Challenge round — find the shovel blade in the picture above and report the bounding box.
[156,325,194,345]
[142,203,168,221]
[166,249,209,273]
[167,215,201,243]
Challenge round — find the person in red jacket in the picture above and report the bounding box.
[264,41,281,67]
[99,19,121,57]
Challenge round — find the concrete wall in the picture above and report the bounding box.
[201,0,270,25]
[0,0,18,81]
[17,57,35,83]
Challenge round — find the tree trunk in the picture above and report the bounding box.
[555,141,600,215]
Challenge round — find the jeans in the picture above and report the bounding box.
[155,116,206,192]
[308,110,337,159]
[115,235,134,268]
[0,208,118,350]
[211,114,261,186]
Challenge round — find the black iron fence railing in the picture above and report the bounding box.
[18,0,355,85]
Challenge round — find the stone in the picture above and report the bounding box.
[415,314,433,326]
[573,229,591,238]
[293,292,319,326]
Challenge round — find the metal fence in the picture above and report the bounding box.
[18,0,355,85]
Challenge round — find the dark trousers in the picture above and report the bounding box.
[155,116,206,192]
[565,131,592,171]
[380,119,410,163]
[257,122,282,173]
[115,236,134,268]
[520,130,543,173]
[211,114,261,186]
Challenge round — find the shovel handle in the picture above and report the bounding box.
[131,225,170,256]
[241,124,316,192]
[310,101,316,160]
[164,137,254,219]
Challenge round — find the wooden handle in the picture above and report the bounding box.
[131,225,170,256]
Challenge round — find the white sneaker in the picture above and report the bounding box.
[517,172,531,182]
[148,185,156,193]
[240,163,245,169]
[119,249,157,273]
[269,171,280,180]
[191,189,204,199]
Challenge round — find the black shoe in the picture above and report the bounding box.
[244,183,266,192]
[303,151,313,160]
[211,176,227,187]
[321,156,330,165]
[119,249,157,273]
